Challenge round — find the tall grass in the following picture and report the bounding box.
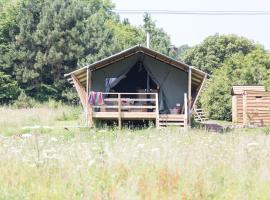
[0,104,82,136]
[1,106,270,199]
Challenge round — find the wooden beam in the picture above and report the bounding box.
[118,94,122,129]
[71,74,87,111]
[192,74,207,109]
[232,95,237,123]
[187,66,192,126]
[243,91,248,126]
[155,93,159,128]
[86,68,89,126]
[88,69,93,127]
[184,93,188,129]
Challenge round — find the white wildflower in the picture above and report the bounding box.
[50,137,58,142]
[151,148,159,152]
[21,133,32,138]
[247,142,258,148]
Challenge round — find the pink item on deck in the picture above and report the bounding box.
[97,92,104,105]
[89,91,96,105]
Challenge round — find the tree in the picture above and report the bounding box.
[0,0,22,76]
[182,34,260,74]
[9,0,118,101]
[0,0,175,103]
[142,13,173,56]
[200,49,270,120]
[177,44,190,60]
[0,72,20,104]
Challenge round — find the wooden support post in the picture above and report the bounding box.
[187,66,192,126]
[71,74,87,111]
[88,69,93,127]
[232,95,237,123]
[243,91,248,126]
[86,68,89,126]
[192,74,207,110]
[184,93,188,129]
[155,93,159,128]
[118,93,122,129]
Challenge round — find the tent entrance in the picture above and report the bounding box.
[110,61,158,93]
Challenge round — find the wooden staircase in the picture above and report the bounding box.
[192,77,210,123]
[159,114,186,127]
[194,108,208,122]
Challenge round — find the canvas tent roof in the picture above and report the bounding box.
[231,85,266,95]
[65,45,208,88]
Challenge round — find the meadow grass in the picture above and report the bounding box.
[1,106,270,199]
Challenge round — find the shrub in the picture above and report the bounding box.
[200,49,270,121]
[0,72,20,104]
[13,91,38,108]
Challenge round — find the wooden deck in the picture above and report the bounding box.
[89,92,188,128]
[93,112,157,119]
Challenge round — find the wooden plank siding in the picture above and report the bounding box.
[232,89,270,126]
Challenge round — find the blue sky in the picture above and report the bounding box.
[112,0,270,50]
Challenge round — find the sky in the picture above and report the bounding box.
[112,0,270,50]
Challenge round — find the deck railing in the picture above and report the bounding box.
[87,92,188,128]
[91,93,158,112]
[89,93,159,128]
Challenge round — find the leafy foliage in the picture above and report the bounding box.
[0,72,20,104]
[201,49,270,120]
[142,13,173,56]
[13,91,37,108]
[182,34,259,74]
[0,1,174,103]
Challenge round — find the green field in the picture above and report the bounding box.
[1,106,270,199]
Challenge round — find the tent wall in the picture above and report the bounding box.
[91,54,141,91]
[143,55,188,109]
[90,53,188,112]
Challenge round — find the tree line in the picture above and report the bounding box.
[1,0,270,121]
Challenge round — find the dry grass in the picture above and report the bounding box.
[0,105,82,136]
[1,106,270,199]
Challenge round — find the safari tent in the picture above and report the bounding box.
[232,85,270,126]
[65,45,208,128]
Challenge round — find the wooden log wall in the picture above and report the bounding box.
[233,90,270,126]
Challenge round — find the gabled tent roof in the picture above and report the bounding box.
[65,45,208,87]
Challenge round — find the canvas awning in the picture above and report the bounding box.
[65,45,207,89]
[65,45,208,112]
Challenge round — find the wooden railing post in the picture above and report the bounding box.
[155,93,159,128]
[243,91,248,126]
[184,93,188,129]
[118,93,122,129]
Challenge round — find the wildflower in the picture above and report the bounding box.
[50,137,58,142]
[21,133,32,138]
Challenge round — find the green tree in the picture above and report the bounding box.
[201,49,270,120]
[0,0,22,76]
[0,72,20,104]
[0,0,174,103]
[10,0,117,101]
[142,13,173,56]
[182,34,260,74]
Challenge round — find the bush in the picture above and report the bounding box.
[0,72,20,104]
[200,49,270,121]
[13,92,38,108]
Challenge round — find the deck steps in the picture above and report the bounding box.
[159,114,186,127]
[194,108,208,122]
